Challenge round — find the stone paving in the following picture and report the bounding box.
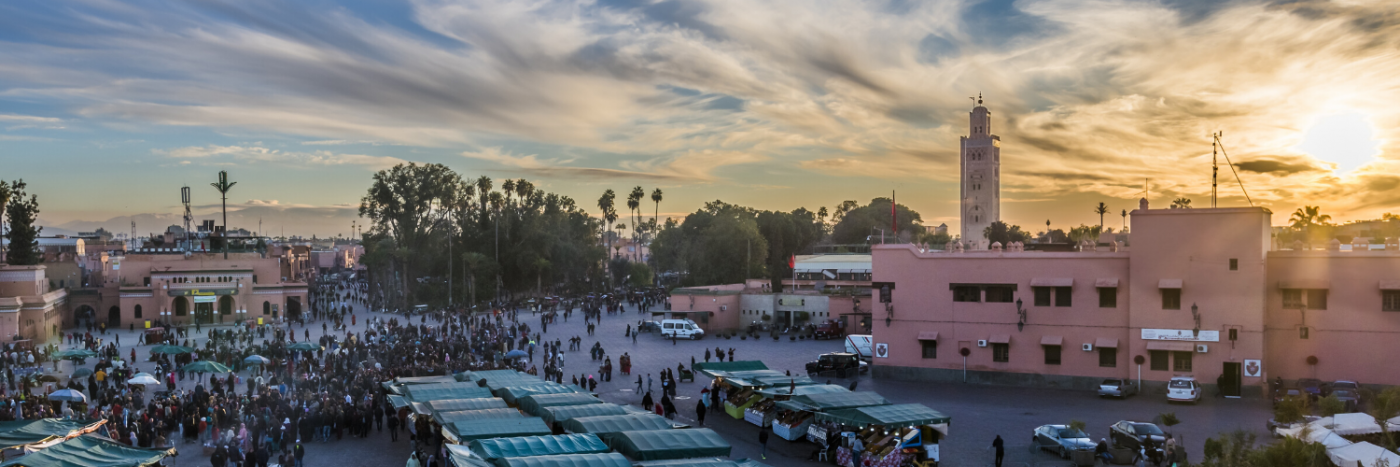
[46,299,1271,466]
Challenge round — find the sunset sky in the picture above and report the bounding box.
[2,0,1397,237]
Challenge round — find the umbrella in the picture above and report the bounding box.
[287,343,320,352]
[48,388,87,403]
[182,361,233,374]
[149,345,195,355]
[70,368,93,378]
[127,374,161,386]
[503,350,529,359]
[243,355,271,366]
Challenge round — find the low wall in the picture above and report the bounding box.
[873,365,1265,398]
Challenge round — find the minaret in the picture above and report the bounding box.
[960,94,1001,249]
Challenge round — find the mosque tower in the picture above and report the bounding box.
[960,95,1001,249]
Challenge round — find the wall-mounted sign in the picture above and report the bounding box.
[874,343,889,358]
[1244,359,1262,377]
[193,295,217,304]
[167,288,238,297]
[778,298,806,307]
[1141,329,1220,342]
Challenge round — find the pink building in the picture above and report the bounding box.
[872,203,1400,395]
[0,265,69,341]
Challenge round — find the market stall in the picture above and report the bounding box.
[811,404,950,467]
[426,398,511,414]
[434,408,527,427]
[498,452,634,467]
[0,419,108,460]
[561,414,676,446]
[541,404,631,427]
[499,383,581,406]
[693,361,769,374]
[770,392,888,441]
[517,393,604,417]
[635,458,773,467]
[0,435,176,467]
[444,418,553,444]
[447,444,497,467]
[486,376,556,393]
[468,433,610,463]
[754,385,850,398]
[610,428,733,461]
[405,382,495,403]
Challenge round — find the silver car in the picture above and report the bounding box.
[1033,424,1096,459]
[1098,378,1138,398]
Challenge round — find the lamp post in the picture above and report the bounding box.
[1191,303,1201,338]
[1015,297,1027,332]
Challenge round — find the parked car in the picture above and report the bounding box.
[1166,376,1202,403]
[1033,424,1096,459]
[1327,380,1361,396]
[1331,388,1363,411]
[811,320,847,340]
[638,321,662,333]
[805,352,867,376]
[1273,387,1304,408]
[1098,379,1138,398]
[1297,378,1325,400]
[1109,420,1166,457]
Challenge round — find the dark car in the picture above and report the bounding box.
[1297,378,1325,400]
[1331,388,1362,411]
[1273,387,1304,408]
[1327,380,1360,396]
[811,320,846,340]
[805,352,866,376]
[1109,421,1166,457]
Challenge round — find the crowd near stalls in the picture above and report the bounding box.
[695,361,951,467]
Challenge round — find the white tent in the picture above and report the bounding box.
[1327,442,1400,467]
[1331,413,1385,436]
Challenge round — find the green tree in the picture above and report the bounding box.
[1371,387,1400,451]
[358,163,470,307]
[1156,412,1180,439]
[627,262,653,288]
[829,197,923,244]
[3,180,42,266]
[756,208,823,292]
[1290,206,1335,244]
[920,230,952,248]
[1172,197,1193,209]
[982,221,1030,246]
[1274,395,1310,426]
[649,201,767,286]
[1095,202,1109,230]
[1068,224,1103,246]
[1317,393,1346,417]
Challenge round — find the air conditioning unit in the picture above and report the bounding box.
[719,305,727,311]
[977,340,988,348]
[1196,344,1209,353]
[1082,343,1094,352]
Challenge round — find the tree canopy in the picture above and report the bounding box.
[982,221,1031,245]
[829,197,923,244]
[3,180,42,266]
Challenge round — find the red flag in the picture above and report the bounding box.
[788,255,795,268]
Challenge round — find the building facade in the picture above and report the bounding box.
[0,265,69,342]
[960,97,1001,249]
[871,203,1400,394]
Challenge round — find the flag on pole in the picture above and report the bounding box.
[788,255,795,268]
[891,190,897,234]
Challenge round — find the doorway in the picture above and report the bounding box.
[195,302,214,324]
[108,306,121,327]
[218,296,234,323]
[1221,362,1242,398]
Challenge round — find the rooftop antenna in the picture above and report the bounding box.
[1212,136,1219,208]
[181,186,192,253]
[1213,132,1254,207]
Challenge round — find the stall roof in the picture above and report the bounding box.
[454,372,478,383]
[471,369,535,384]
[397,375,458,385]
[428,398,510,413]
[746,375,816,388]
[498,453,634,467]
[776,392,889,412]
[611,429,733,461]
[446,418,553,442]
[389,395,412,410]
[498,383,581,405]
[405,383,494,402]
[486,376,555,393]
[446,444,496,467]
[755,385,849,398]
[469,433,609,461]
[0,435,176,467]
[637,458,772,467]
[0,419,106,451]
[562,414,675,438]
[692,361,768,376]
[1328,442,1400,467]
[517,393,603,417]
[541,404,631,426]
[435,408,526,426]
[813,404,950,428]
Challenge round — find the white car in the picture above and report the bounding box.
[1166,376,1202,403]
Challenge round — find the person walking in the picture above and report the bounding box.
[636,374,643,393]
[387,412,399,442]
[695,399,706,426]
[294,440,306,467]
[758,426,770,459]
[991,434,1004,467]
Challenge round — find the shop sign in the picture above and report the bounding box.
[167,288,237,297]
[1141,329,1220,342]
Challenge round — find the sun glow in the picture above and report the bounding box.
[1295,112,1382,174]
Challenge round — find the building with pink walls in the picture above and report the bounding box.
[871,202,1400,395]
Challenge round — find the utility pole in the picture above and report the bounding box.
[210,171,236,259]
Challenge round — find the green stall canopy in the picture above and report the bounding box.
[497,453,633,467]
[469,433,609,462]
[611,428,733,461]
[435,408,526,426]
[397,375,458,385]
[562,414,674,443]
[454,372,478,383]
[636,458,771,467]
[517,393,603,417]
[470,370,535,385]
[754,385,849,398]
[446,418,552,443]
[429,398,511,413]
[485,377,553,393]
[692,361,768,376]
[745,375,816,388]
[776,392,889,412]
[447,444,496,467]
[0,435,176,467]
[389,395,412,410]
[405,383,495,403]
[540,404,630,427]
[0,419,106,451]
[812,403,950,429]
[498,384,580,406]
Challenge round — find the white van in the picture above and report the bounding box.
[845,334,873,361]
[661,319,705,340]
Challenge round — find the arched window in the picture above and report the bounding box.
[263,301,271,315]
[174,297,188,316]
[134,304,143,319]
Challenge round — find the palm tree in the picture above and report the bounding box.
[1289,205,1331,230]
[628,186,644,259]
[475,176,493,222]
[502,179,516,207]
[515,179,533,205]
[1095,202,1109,230]
[651,188,663,232]
[1171,197,1192,209]
[598,189,617,258]
[1120,209,1127,232]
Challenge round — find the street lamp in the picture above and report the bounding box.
[1015,298,1027,332]
[1191,303,1201,338]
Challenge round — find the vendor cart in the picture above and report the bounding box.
[145,327,167,345]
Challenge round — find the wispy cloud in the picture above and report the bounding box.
[156,145,407,170]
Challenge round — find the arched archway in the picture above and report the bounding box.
[286,297,302,321]
[74,305,95,328]
[107,306,121,327]
[134,304,143,319]
[173,297,188,317]
[218,296,234,323]
[263,301,270,315]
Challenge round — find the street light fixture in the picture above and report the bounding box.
[1191,303,1201,338]
[1015,298,1027,332]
